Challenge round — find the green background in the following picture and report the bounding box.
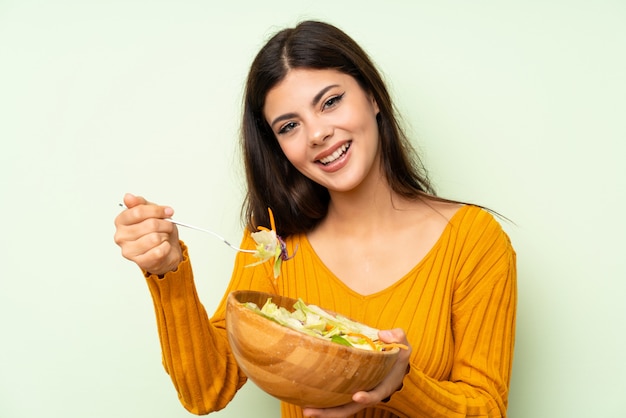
[1,1,624,417]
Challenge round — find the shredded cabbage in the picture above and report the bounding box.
[244,298,383,351]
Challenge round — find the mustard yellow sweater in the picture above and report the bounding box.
[145,205,517,417]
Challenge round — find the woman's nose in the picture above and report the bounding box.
[307,120,332,146]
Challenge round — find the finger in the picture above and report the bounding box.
[120,193,174,221]
[352,388,383,405]
[377,328,407,344]
[131,203,174,223]
[119,231,181,272]
[118,229,174,259]
[123,193,148,209]
[302,402,361,418]
[132,239,179,274]
[117,217,177,240]
[116,202,174,229]
[114,219,179,258]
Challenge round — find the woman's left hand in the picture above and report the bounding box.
[302,328,411,418]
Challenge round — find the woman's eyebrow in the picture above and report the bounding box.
[311,84,339,107]
[269,84,340,128]
[270,112,298,128]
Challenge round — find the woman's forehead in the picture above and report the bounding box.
[263,69,356,112]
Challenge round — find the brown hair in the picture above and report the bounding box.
[241,20,435,237]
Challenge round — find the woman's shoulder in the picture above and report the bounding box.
[418,198,511,247]
[444,203,514,255]
[449,203,506,230]
[425,199,465,220]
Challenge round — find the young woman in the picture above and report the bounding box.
[114,20,516,418]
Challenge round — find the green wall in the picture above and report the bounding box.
[1,1,624,417]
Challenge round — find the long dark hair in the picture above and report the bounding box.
[241,20,435,237]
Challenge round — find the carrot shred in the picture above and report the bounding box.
[348,332,377,351]
[379,342,409,351]
[268,207,276,231]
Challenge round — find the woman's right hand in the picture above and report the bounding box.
[114,193,183,276]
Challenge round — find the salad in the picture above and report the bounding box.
[246,208,295,279]
[243,298,408,352]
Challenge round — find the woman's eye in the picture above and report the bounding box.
[278,121,298,135]
[323,93,345,109]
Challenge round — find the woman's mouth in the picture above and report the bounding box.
[318,142,351,165]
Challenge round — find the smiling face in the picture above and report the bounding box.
[263,68,381,194]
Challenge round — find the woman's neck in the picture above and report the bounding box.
[323,176,414,235]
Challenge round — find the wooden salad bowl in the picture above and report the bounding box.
[225,290,399,408]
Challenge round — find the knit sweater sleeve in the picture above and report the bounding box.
[382,208,517,418]
[144,236,278,415]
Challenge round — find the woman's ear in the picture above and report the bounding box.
[370,94,380,115]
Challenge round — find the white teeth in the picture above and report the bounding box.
[319,143,350,165]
